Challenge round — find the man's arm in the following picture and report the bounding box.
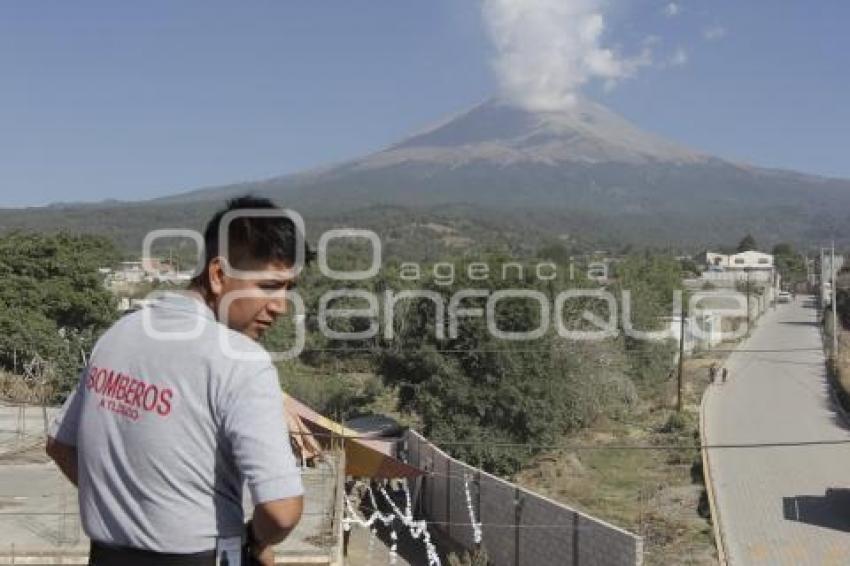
[221,363,305,564]
[46,366,87,487]
[249,496,304,563]
[46,436,78,487]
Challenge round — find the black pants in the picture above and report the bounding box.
[89,541,258,566]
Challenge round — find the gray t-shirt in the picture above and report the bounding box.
[49,292,303,552]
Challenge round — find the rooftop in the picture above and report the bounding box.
[0,402,344,565]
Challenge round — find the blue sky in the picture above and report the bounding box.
[1,1,848,207]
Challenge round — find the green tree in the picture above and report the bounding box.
[771,242,794,257]
[771,243,807,288]
[0,232,119,398]
[265,249,681,476]
[536,241,571,264]
[375,256,640,474]
[736,234,758,252]
[608,255,679,386]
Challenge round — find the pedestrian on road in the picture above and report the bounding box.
[46,196,311,566]
[709,363,718,384]
[722,367,729,383]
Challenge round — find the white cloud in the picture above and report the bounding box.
[670,47,688,67]
[703,26,727,41]
[663,2,680,17]
[643,35,662,47]
[482,0,654,111]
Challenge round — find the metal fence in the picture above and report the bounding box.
[405,430,643,566]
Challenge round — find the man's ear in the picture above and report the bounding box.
[207,257,228,297]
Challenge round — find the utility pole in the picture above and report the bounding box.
[677,298,686,412]
[746,268,751,334]
[772,266,777,310]
[804,253,811,290]
[821,248,826,309]
[833,241,838,360]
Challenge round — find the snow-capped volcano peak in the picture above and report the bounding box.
[355,96,707,170]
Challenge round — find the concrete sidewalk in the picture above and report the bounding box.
[704,296,850,565]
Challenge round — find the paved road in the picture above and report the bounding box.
[705,296,850,565]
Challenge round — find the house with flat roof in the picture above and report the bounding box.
[699,250,777,287]
[704,250,773,271]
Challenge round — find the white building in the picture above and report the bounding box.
[104,258,192,297]
[114,261,146,283]
[704,250,773,271]
[108,258,181,284]
[700,250,777,286]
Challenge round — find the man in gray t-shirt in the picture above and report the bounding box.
[47,196,310,565]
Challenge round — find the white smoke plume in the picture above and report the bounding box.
[482,0,652,112]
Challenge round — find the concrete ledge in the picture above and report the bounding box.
[0,558,332,566]
[821,330,850,426]
[699,387,727,566]
[0,554,89,566]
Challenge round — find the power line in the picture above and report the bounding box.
[428,438,850,451]
[291,346,822,354]
[288,431,850,453]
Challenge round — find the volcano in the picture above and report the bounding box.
[5,97,850,246]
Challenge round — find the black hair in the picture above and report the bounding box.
[191,195,313,288]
